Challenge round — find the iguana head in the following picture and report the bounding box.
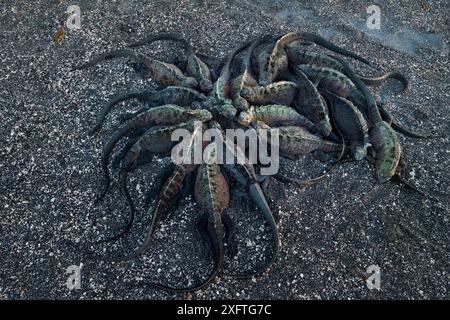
[317,119,332,137]
[233,96,249,112]
[189,109,212,122]
[353,145,367,161]
[239,87,255,100]
[199,79,213,93]
[237,111,253,126]
[181,76,199,88]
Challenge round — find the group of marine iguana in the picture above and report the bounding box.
[73,31,437,292]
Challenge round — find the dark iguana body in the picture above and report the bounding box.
[286,43,408,92]
[128,32,213,93]
[240,81,297,106]
[222,164,279,278]
[289,67,332,137]
[74,49,198,88]
[121,125,180,168]
[298,65,366,106]
[231,36,272,111]
[323,91,369,160]
[98,106,211,201]
[217,123,279,278]
[151,143,231,292]
[99,123,194,245]
[258,31,370,85]
[369,121,401,182]
[110,164,198,263]
[329,55,401,182]
[90,86,205,135]
[104,124,203,262]
[211,40,252,120]
[238,104,316,133]
[256,122,343,159]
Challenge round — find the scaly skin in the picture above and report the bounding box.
[287,43,345,69]
[90,90,155,136]
[212,41,252,119]
[240,81,297,106]
[121,125,181,169]
[222,164,279,278]
[152,142,230,292]
[97,106,211,201]
[148,165,197,242]
[90,86,205,135]
[231,36,272,111]
[95,122,197,247]
[370,121,401,183]
[259,31,370,85]
[323,66,431,140]
[258,33,296,85]
[222,164,280,278]
[73,49,198,88]
[238,104,316,132]
[290,67,332,137]
[330,55,401,182]
[256,122,343,159]
[215,123,279,278]
[104,124,203,262]
[325,55,381,123]
[186,53,213,93]
[142,57,198,88]
[128,32,213,93]
[256,47,272,82]
[298,64,370,119]
[298,65,366,105]
[286,44,408,92]
[213,42,250,101]
[145,86,205,106]
[324,91,369,160]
